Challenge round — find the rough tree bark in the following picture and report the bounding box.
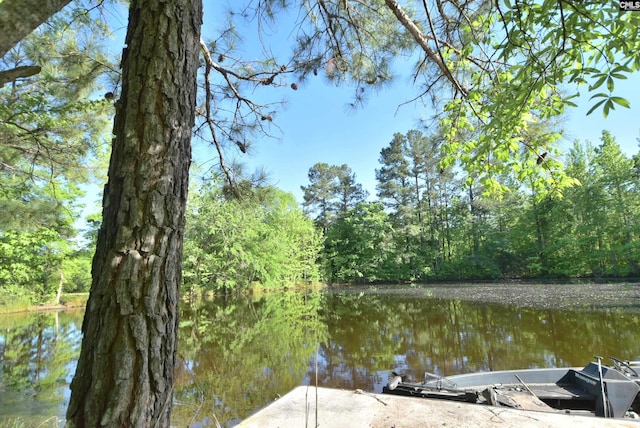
[0,0,72,58]
[66,0,202,426]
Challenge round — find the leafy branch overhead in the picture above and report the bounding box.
[3,1,638,198]
[2,0,635,216]
[0,4,115,231]
[212,0,638,194]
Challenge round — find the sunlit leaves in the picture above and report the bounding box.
[587,93,631,118]
[301,163,368,232]
[216,1,640,197]
[324,202,393,282]
[0,228,68,301]
[184,180,321,292]
[385,0,640,194]
[0,6,114,225]
[555,133,640,276]
[0,5,115,301]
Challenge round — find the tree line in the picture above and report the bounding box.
[303,129,640,283]
[4,126,637,304]
[0,5,112,305]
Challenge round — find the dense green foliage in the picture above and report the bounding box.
[0,7,113,304]
[183,179,322,294]
[318,130,640,283]
[3,1,640,304]
[301,163,368,233]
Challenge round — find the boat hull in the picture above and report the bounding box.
[383,362,640,419]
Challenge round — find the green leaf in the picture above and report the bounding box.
[586,99,606,116]
[589,92,608,100]
[589,75,607,90]
[610,97,630,108]
[603,99,613,117]
[609,73,627,79]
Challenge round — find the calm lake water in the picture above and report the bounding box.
[1,283,639,427]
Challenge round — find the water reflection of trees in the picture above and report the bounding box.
[1,290,639,427]
[0,310,83,423]
[316,293,640,391]
[172,291,328,426]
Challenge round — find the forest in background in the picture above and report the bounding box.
[303,130,640,283]
[1,2,640,306]
[2,115,639,304]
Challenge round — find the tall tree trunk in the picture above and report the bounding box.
[66,0,202,426]
[531,195,547,274]
[56,270,64,306]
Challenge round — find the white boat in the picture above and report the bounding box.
[383,357,640,419]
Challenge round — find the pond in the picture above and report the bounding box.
[1,282,639,426]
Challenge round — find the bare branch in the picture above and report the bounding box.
[0,65,41,87]
[383,0,468,97]
[200,38,237,191]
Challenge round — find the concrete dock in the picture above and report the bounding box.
[238,386,640,427]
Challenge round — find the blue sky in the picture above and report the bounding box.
[233,70,640,203]
[196,2,640,204]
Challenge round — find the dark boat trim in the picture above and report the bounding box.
[383,358,640,419]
